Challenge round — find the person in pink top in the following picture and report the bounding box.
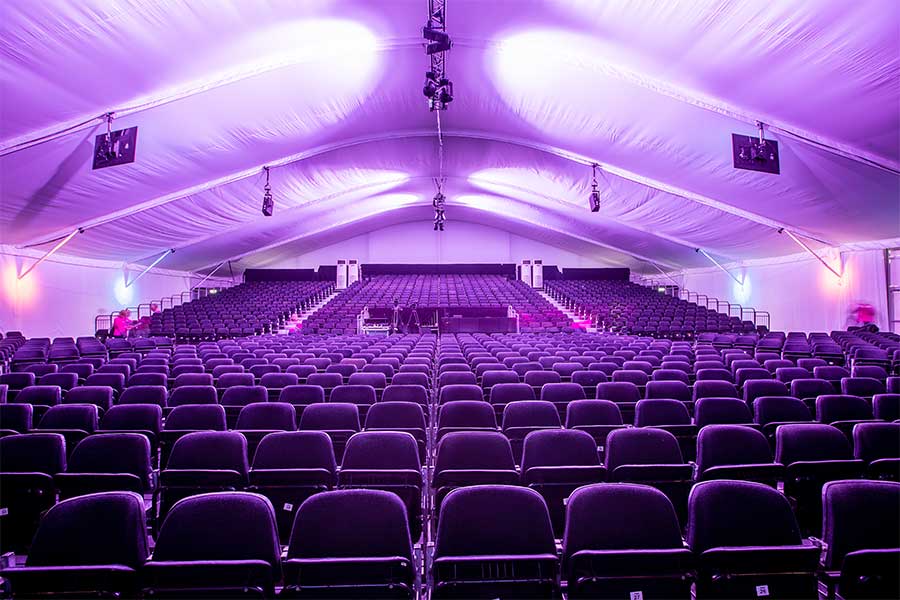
[112,310,134,337]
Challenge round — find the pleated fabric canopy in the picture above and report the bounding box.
[1,0,898,273]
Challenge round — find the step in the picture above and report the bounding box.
[278,291,343,334]
[536,288,593,332]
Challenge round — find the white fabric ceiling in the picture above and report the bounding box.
[1,0,898,274]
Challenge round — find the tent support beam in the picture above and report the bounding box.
[780,228,842,279]
[190,260,228,290]
[649,261,682,287]
[697,248,744,286]
[126,249,175,288]
[17,228,82,280]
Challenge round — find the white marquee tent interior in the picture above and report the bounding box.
[1,0,898,337]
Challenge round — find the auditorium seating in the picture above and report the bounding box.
[2,324,899,597]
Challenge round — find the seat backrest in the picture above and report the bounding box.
[278,384,326,405]
[439,384,484,404]
[605,428,683,469]
[521,429,600,471]
[364,401,426,430]
[687,480,801,552]
[299,403,360,431]
[85,373,126,391]
[482,370,520,388]
[152,492,280,578]
[38,404,98,432]
[502,400,561,429]
[695,397,753,427]
[0,432,66,473]
[821,480,900,570]
[67,433,152,487]
[753,396,811,425]
[524,371,563,387]
[342,431,420,470]
[101,404,162,435]
[251,431,336,471]
[873,393,900,421]
[119,385,168,407]
[744,379,789,404]
[259,373,300,390]
[816,394,873,422]
[391,372,429,387]
[16,385,62,407]
[128,373,167,387]
[166,431,249,475]
[287,489,412,561]
[565,399,623,427]
[696,425,773,473]
[221,385,268,407]
[25,491,148,568]
[634,399,690,426]
[435,485,555,557]
[331,385,377,406]
[348,372,388,389]
[563,483,682,557]
[434,431,515,473]
[168,385,218,407]
[437,401,497,429]
[0,403,33,432]
[236,402,297,431]
[164,404,226,431]
[790,378,835,400]
[841,377,885,397]
[596,382,640,403]
[775,423,852,464]
[853,422,900,463]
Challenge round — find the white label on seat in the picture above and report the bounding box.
[756,585,769,597]
[0,508,7,517]
[630,592,643,600]
[598,445,604,452]
[283,503,293,512]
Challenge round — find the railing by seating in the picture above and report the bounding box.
[636,277,771,332]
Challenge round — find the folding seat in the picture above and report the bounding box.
[85,373,126,396]
[438,383,484,405]
[763,359,794,374]
[612,369,649,389]
[338,431,423,540]
[596,381,641,422]
[570,370,606,399]
[841,376,885,398]
[381,383,429,411]
[61,363,94,382]
[325,363,357,382]
[482,369,519,391]
[158,431,249,519]
[173,372,214,388]
[279,384,326,422]
[258,372,299,402]
[362,363,395,382]
[13,385,61,418]
[0,433,66,552]
[1,491,149,597]
[98,363,132,380]
[540,382,586,419]
[100,404,162,456]
[775,367,812,386]
[635,399,697,461]
[160,404,227,468]
[0,403,33,435]
[696,425,784,487]
[744,378,790,405]
[790,377,835,408]
[53,433,152,500]
[622,360,653,375]
[348,371,387,394]
[36,404,98,456]
[249,364,281,380]
[502,400,562,463]
[735,368,773,391]
[330,384,378,421]
[281,489,414,597]
[167,384,218,409]
[439,363,471,375]
[695,397,755,428]
[820,480,900,600]
[815,365,851,388]
[364,401,427,461]
[433,485,558,598]
[438,371,477,388]
[62,385,114,412]
[695,367,734,382]
[24,363,57,377]
[521,429,605,536]
[851,365,888,382]
[299,402,360,462]
[247,431,336,543]
[120,384,168,407]
[645,379,692,404]
[392,371,429,387]
[437,400,498,440]
[693,359,726,372]
[142,492,281,597]
[796,358,827,371]
[816,394,879,439]
[127,372,167,388]
[661,360,692,374]
[38,372,79,393]
[562,484,694,599]
[873,393,900,421]
[888,376,900,394]
[853,422,900,480]
[687,480,818,599]
[775,423,863,535]
[432,431,519,513]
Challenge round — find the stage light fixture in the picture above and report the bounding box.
[422,0,453,111]
[588,163,601,212]
[261,166,274,217]
[433,190,446,231]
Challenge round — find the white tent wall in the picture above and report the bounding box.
[0,246,232,339]
[666,244,894,333]
[251,221,620,269]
